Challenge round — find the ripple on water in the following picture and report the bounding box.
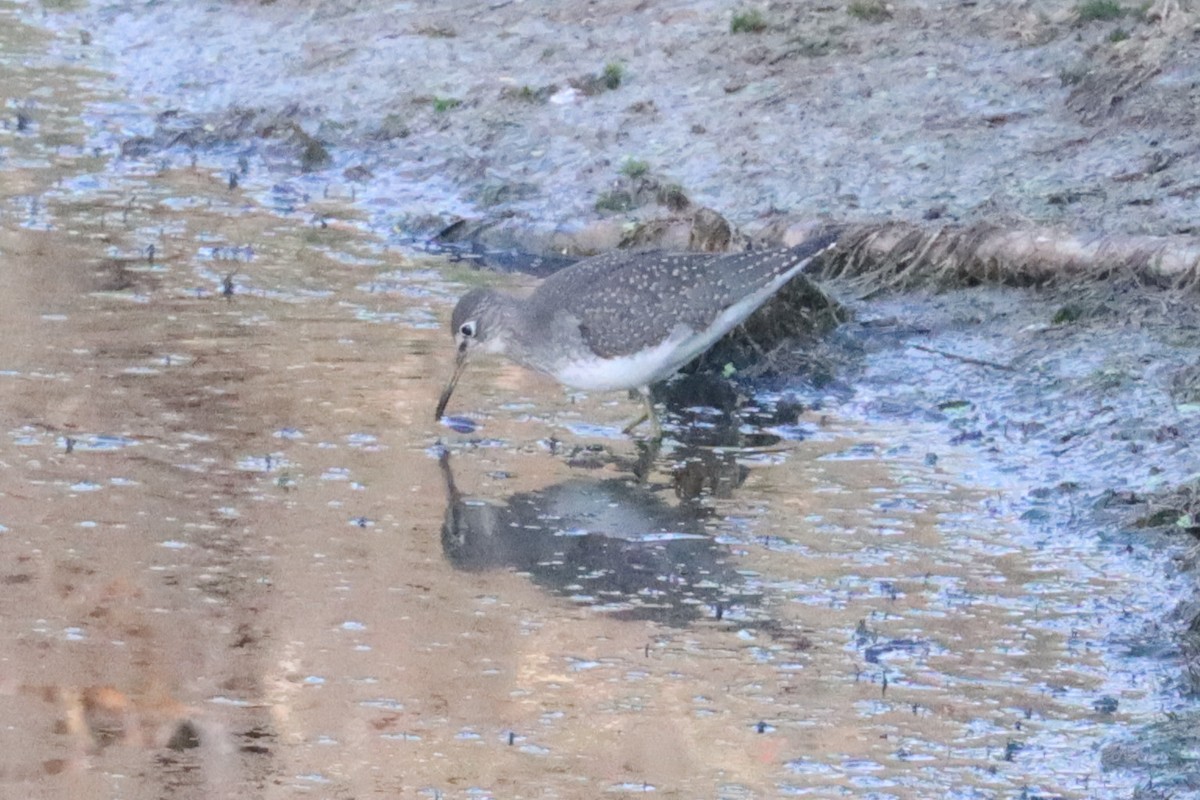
[236,453,290,472]
[345,432,381,449]
[312,247,381,267]
[359,699,403,711]
[440,416,477,434]
[348,304,440,329]
[735,450,790,467]
[8,426,44,446]
[562,421,626,439]
[818,443,882,460]
[617,531,707,543]
[764,423,815,441]
[58,434,138,452]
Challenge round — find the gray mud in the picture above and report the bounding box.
[20,0,1200,252]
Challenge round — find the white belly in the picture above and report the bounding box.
[553,332,690,391]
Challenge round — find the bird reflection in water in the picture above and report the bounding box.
[438,449,759,627]
[437,380,824,625]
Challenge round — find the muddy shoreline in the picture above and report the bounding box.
[24,0,1200,251]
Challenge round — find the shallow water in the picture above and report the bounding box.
[1,5,1197,799]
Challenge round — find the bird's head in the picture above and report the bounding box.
[435,288,512,420]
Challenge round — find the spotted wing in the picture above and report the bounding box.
[532,235,837,360]
[532,251,723,359]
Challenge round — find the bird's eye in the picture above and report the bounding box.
[459,321,477,337]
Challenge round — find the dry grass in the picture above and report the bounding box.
[812,222,1200,295]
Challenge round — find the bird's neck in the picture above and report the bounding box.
[481,293,528,356]
[490,294,570,374]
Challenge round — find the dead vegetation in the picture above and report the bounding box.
[808,222,1200,294]
[691,271,847,380]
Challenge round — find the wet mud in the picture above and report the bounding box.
[23,0,1200,253]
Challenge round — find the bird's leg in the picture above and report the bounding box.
[646,392,662,439]
[621,409,648,435]
[622,387,661,438]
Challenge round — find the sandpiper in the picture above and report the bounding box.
[435,232,838,434]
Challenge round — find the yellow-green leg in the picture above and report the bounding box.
[622,387,661,438]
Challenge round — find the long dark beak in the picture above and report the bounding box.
[434,344,468,421]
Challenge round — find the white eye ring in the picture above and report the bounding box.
[459,321,477,337]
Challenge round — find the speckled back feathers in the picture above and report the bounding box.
[522,232,837,359]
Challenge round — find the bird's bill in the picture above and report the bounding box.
[434,346,468,421]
